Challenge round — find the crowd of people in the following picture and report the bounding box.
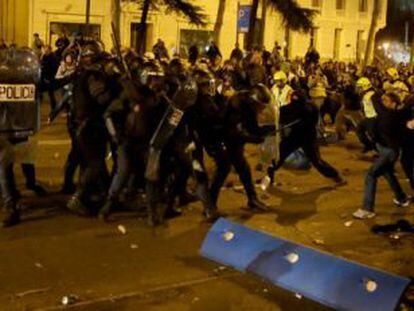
[0,32,413,228]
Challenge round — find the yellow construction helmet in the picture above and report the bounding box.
[386,68,399,80]
[273,71,288,83]
[408,75,414,86]
[356,77,372,92]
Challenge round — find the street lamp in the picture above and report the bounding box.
[383,42,390,53]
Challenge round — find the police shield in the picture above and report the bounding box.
[145,79,197,181]
[145,102,185,181]
[0,48,41,137]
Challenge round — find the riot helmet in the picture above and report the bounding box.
[167,58,187,79]
[79,41,103,66]
[140,60,165,92]
[193,68,216,96]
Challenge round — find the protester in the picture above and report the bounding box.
[308,66,328,109]
[0,38,7,50]
[55,32,70,61]
[188,44,199,65]
[305,46,320,68]
[32,33,44,58]
[353,93,410,219]
[230,43,243,62]
[40,45,59,111]
[355,77,380,153]
[206,41,222,63]
[152,39,169,60]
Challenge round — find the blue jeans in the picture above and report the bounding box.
[363,144,406,212]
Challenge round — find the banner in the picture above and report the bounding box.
[237,5,251,33]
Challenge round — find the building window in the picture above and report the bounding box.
[333,28,342,59]
[359,0,368,12]
[336,0,346,11]
[179,29,214,58]
[131,23,154,52]
[49,22,101,45]
[356,30,365,62]
[311,0,322,8]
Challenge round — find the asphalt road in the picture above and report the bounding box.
[0,107,413,310]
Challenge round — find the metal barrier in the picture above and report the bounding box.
[201,218,411,311]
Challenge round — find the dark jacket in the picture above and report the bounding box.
[373,104,405,151]
[224,91,273,144]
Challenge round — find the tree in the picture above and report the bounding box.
[213,0,226,46]
[131,0,207,54]
[85,0,91,36]
[246,0,260,51]
[259,0,267,47]
[363,0,382,69]
[246,0,315,51]
[112,0,121,41]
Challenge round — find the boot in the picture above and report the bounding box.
[67,193,89,217]
[333,175,347,187]
[28,185,47,197]
[61,183,76,195]
[147,204,160,227]
[164,205,182,219]
[98,199,117,222]
[22,164,47,196]
[2,210,20,228]
[1,202,20,228]
[147,202,167,227]
[248,195,269,212]
[178,191,198,207]
[203,207,220,223]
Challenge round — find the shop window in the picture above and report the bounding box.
[49,22,101,47]
[179,29,214,58]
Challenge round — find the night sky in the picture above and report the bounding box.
[378,0,414,42]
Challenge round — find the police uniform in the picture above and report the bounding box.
[100,77,166,220]
[208,85,274,211]
[0,48,41,227]
[0,137,19,227]
[67,47,122,215]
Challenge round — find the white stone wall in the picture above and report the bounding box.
[28,0,112,48]
[25,0,387,62]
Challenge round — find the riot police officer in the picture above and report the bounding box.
[0,138,20,227]
[0,47,42,227]
[67,42,122,216]
[99,61,167,220]
[208,84,275,212]
[144,59,219,225]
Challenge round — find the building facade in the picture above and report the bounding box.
[1,0,387,62]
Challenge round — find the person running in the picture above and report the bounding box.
[353,92,411,220]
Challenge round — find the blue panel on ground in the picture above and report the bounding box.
[200,218,411,311]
